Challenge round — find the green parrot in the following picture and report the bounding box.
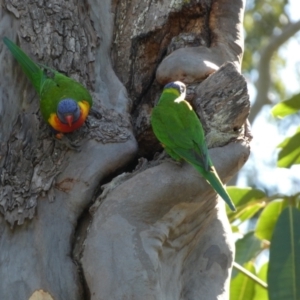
[3,37,93,136]
[151,81,236,211]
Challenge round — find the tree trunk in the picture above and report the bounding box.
[0,0,250,299]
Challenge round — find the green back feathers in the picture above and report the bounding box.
[3,37,45,94]
[40,73,93,120]
[3,37,92,113]
[4,37,93,134]
[151,81,236,211]
[152,90,206,157]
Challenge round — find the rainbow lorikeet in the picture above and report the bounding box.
[151,81,236,211]
[3,37,92,137]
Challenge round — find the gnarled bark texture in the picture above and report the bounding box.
[0,0,250,299]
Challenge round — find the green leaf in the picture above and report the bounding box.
[227,187,266,207]
[272,93,300,118]
[231,225,240,233]
[227,187,266,222]
[268,207,300,300]
[235,203,264,224]
[255,199,286,241]
[230,261,256,300]
[233,232,262,278]
[277,127,300,168]
[254,263,269,300]
[230,261,255,300]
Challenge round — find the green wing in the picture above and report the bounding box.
[40,73,93,121]
[4,37,93,128]
[152,96,210,171]
[3,37,46,94]
[151,90,236,211]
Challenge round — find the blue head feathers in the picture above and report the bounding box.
[57,98,80,126]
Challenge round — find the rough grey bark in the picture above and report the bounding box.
[0,0,250,299]
[82,142,249,300]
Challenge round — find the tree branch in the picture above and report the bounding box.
[250,19,300,123]
[233,261,268,289]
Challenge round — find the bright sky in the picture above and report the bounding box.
[287,0,300,22]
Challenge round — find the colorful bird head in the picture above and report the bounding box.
[57,98,80,127]
[164,81,186,100]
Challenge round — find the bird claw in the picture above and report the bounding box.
[89,107,102,119]
[166,158,183,167]
[154,151,183,166]
[54,133,81,152]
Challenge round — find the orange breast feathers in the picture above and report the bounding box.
[48,100,90,133]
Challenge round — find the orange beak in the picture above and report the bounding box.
[65,115,74,127]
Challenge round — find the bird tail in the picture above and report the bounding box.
[3,37,45,94]
[194,165,236,211]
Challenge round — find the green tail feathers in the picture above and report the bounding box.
[3,37,45,94]
[194,165,236,211]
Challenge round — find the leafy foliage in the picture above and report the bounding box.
[227,187,266,224]
[230,261,256,300]
[272,93,300,118]
[253,263,268,300]
[272,94,300,168]
[230,90,300,299]
[268,207,300,300]
[233,232,261,278]
[277,126,300,168]
[227,187,266,207]
[255,199,287,241]
[243,0,289,97]
[231,1,300,299]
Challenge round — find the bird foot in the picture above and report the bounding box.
[55,133,81,152]
[154,151,183,166]
[89,107,102,119]
[166,158,183,167]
